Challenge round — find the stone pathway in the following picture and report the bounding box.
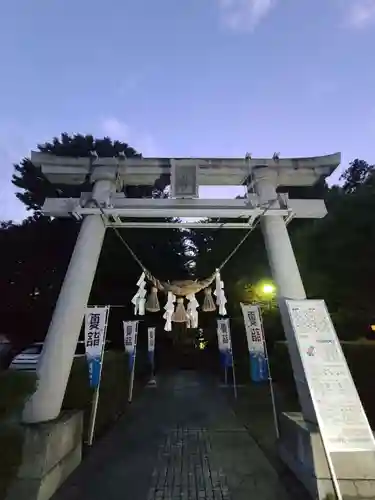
[53,372,294,500]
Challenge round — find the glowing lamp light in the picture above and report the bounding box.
[262,283,275,295]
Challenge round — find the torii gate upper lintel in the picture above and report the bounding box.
[22,152,340,424]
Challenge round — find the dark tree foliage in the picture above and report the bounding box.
[12,134,141,211]
[192,160,375,345]
[293,161,375,340]
[1,134,188,354]
[340,159,374,194]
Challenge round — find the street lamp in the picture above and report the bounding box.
[262,283,275,295]
[258,281,276,310]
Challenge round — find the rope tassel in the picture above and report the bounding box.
[131,272,147,315]
[172,297,188,323]
[145,286,160,312]
[202,287,216,312]
[214,269,227,316]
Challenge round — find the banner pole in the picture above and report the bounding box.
[87,306,110,446]
[259,307,279,439]
[231,353,238,399]
[151,354,155,379]
[148,327,156,381]
[128,358,136,403]
[227,319,237,399]
[128,321,138,403]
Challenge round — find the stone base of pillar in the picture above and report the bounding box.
[278,412,375,499]
[6,411,83,500]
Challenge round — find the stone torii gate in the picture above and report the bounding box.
[19,151,375,499]
[23,152,339,423]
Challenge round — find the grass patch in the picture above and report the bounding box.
[0,371,36,500]
[0,423,24,500]
[0,370,36,421]
[63,351,132,440]
[0,350,149,499]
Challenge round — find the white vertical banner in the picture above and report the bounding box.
[240,303,279,437]
[84,306,109,388]
[123,320,138,372]
[123,320,139,403]
[148,327,156,360]
[241,303,265,353]
[217,318,232,358]
[85,305,110,446]
[217,318,237,398]
[240,303,268,382]
[148,327,156,379]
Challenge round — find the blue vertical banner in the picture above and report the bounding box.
[240,303,268,383]
[249,352,268,382]
[123,320,138,372]
[84,306,109,388]
[217,319,234,368]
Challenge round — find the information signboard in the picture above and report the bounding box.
[286,299,375,453]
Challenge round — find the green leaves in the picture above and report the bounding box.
[293,163,375,339]
[2,134,188,348]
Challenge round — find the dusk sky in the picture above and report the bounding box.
[1,0,375,221]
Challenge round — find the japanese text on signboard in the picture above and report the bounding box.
[240,304,265,354]
[286,299,375,453]
[217,319,232,351]
[148,328,155,351]
[123,321,138,354]
[86,313,101,348]
[84,307,108,361]
[220,321,229,346]
[125,325,133,347]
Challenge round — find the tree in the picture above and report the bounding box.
[1,133,188,354]
[340,159,374,194]
[11,134,141,212]
[293,164,375,340]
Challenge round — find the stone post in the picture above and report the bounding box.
[22,172,116,423]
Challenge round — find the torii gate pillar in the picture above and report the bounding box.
[253,166,317,423]
[254,166,306,300]
[22,175,115,423]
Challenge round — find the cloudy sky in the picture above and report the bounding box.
[1,0,375,221]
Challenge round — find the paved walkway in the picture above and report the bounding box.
[53,372,293,500]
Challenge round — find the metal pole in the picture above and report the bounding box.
[151,354,155,379]
[87,306,110,446]
[128,353,136,403]
[224,365,228,385]
[231,354,238,399]
[259,307,280,439]
[128,322,138,403]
